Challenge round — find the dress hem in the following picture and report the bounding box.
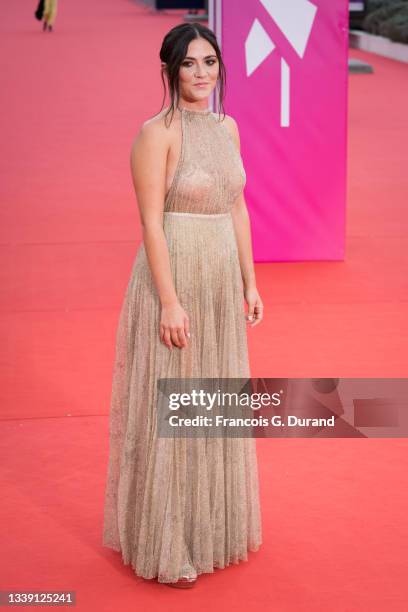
[102,540,263,584]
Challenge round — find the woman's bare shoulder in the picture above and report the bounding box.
[131,108,178,150]
[130,110,172,157]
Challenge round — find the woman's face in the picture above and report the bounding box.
[178,37,219,104]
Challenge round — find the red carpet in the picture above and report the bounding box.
[1,1,407,610]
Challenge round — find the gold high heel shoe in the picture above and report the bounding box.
[165,575,197,588]
[162,562,198,588]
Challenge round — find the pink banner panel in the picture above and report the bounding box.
[214,0,349,261]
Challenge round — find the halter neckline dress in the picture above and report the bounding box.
[102,105,262,583]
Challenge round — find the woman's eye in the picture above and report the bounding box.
[181,60,217,67]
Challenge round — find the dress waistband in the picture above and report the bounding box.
[164,211,231,218]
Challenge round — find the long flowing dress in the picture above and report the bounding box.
[102,105,262,583]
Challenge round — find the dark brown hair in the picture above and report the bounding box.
[159,22,226,127]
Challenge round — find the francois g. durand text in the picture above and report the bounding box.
[167,415,336,427]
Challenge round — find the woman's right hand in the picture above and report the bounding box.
[160,300,190,350]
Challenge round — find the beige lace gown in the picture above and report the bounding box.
[102,106,262,583]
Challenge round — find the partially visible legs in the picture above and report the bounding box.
[43,0,58,31]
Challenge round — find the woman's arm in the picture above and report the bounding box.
[224,116,264,327]
[231,191,256,292]
[130,119,190,348]
[130,120,177,306]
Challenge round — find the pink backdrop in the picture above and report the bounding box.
[210,0,349,262]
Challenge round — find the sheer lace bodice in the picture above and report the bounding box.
[164,107,246,214]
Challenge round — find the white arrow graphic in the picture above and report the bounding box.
[259,0,317,58]
[245,18,276,77]
[245,0,318,127]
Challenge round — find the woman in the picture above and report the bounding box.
[102,22,264,588]
[42,0,57,32]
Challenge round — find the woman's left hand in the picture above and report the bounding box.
[244,286,263,327]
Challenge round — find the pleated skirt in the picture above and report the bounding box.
[102,211,262,583]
